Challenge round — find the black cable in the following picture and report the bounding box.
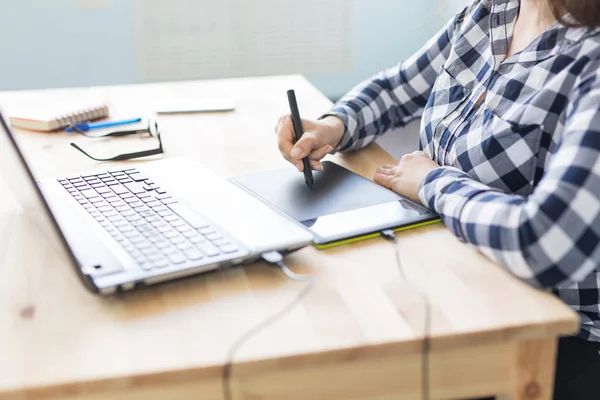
[222,251,315,400]
[381,229,432,400]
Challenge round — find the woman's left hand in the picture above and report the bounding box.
[373,151,440,205]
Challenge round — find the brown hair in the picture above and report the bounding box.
[548,0,600,27]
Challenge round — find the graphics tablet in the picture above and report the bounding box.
[232,161,440,248]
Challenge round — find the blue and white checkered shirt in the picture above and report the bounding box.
[327,0,600,341]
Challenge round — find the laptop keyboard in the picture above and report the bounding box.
[58,168,247,271]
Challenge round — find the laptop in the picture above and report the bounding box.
[0,111,313,295]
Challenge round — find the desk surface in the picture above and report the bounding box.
[0,75,578,400]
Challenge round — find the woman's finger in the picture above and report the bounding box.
[309,144,333,161]
[376,165,397,176]
[373,172,394,189]
[310,160,324,171]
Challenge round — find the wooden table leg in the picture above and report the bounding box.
[498,338,558,400]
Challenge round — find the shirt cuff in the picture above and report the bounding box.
[418,166,497,241]
[318,106,355,152]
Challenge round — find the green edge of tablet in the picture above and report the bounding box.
[313,218,442,250]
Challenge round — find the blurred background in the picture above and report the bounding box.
[0,0,465,101]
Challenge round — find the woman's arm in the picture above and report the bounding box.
[326,4,473,152]
[417,59,600,289]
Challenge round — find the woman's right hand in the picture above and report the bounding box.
[274,115,345,172]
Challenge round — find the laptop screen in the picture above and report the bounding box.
[0,110,72,259]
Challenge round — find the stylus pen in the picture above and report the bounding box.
[287,90,314,189]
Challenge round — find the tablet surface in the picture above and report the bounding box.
[232,161,439,247]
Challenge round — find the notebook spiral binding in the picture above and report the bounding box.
[55,105,109,128]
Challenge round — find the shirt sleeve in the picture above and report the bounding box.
[323,4,473,152]
[417,60,600,289]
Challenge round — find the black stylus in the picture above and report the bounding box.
[287,90,314,190]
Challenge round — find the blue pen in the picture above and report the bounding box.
[65,117,142,133]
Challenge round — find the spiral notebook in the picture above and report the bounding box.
[8,104,109,132]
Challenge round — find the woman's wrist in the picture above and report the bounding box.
[321,115,345,150]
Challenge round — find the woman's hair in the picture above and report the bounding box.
[548,0,600,27]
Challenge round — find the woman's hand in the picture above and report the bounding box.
[275,115,345,172]
[373,151,440,204]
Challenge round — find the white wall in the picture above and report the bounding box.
[0,0,465,99]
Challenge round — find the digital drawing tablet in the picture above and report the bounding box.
[232,161,440,248]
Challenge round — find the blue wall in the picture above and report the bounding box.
[0,0,459,99]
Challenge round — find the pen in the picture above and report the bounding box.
[287,90,314,190]
[66,117,142,132]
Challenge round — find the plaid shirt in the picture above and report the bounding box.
[327,0,600,341]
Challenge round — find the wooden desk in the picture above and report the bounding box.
[0,76,578,400]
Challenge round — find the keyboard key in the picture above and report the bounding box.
[138,260,153,271]
[161,198,178,205]
[121,210,136,217]
[147,201,163,208]
[170,235,186,244]
[129,173,149,182]
[162,245,179,254]
[124,182,145,194]
[197,242,220,257]
[101,192,117,199]
[105,181,120,186]
[139,210,154,218]
[167,253,186,264]
[220,244,239,254]
[141,248,158,256]
[168,203,210,229]
[155,194,172,201]
[143,185,154,191]
[111,172,125,177]
[79,189,98,199]
[190,235,207,244]
[106,196,122,204]
[96,187,112,194]
[151,258,169,268]
[135,241,153,250]
[155,240,171,249]
[150,220,167,228]
[111,185,129,195]
[124,197,139,204]
[119,193,135,200]
[183,230,200,238]
[206,233,223,241]
[73,181,90,188]
[176,241,193,250]
[114,205,130,213]
[213,238,230,247]
[141,197,157,204]
[199,227,216,235]
[183,248,204,260]
[164,230,179,239]
[155,188,166,195]
[176,224,192,233]
[129,235,146,244]
[137,193,151,199]
[170,219,186,227]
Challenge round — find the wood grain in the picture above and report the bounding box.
[0,75,579,399]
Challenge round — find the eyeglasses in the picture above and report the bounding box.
[67,120,164,161]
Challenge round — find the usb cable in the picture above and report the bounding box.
[222,251,315,400]
[381,229,432,400]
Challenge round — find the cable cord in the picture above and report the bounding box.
[381,230,432,400]
[222,252,315,400]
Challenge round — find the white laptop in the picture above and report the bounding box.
[0,111,313,295]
